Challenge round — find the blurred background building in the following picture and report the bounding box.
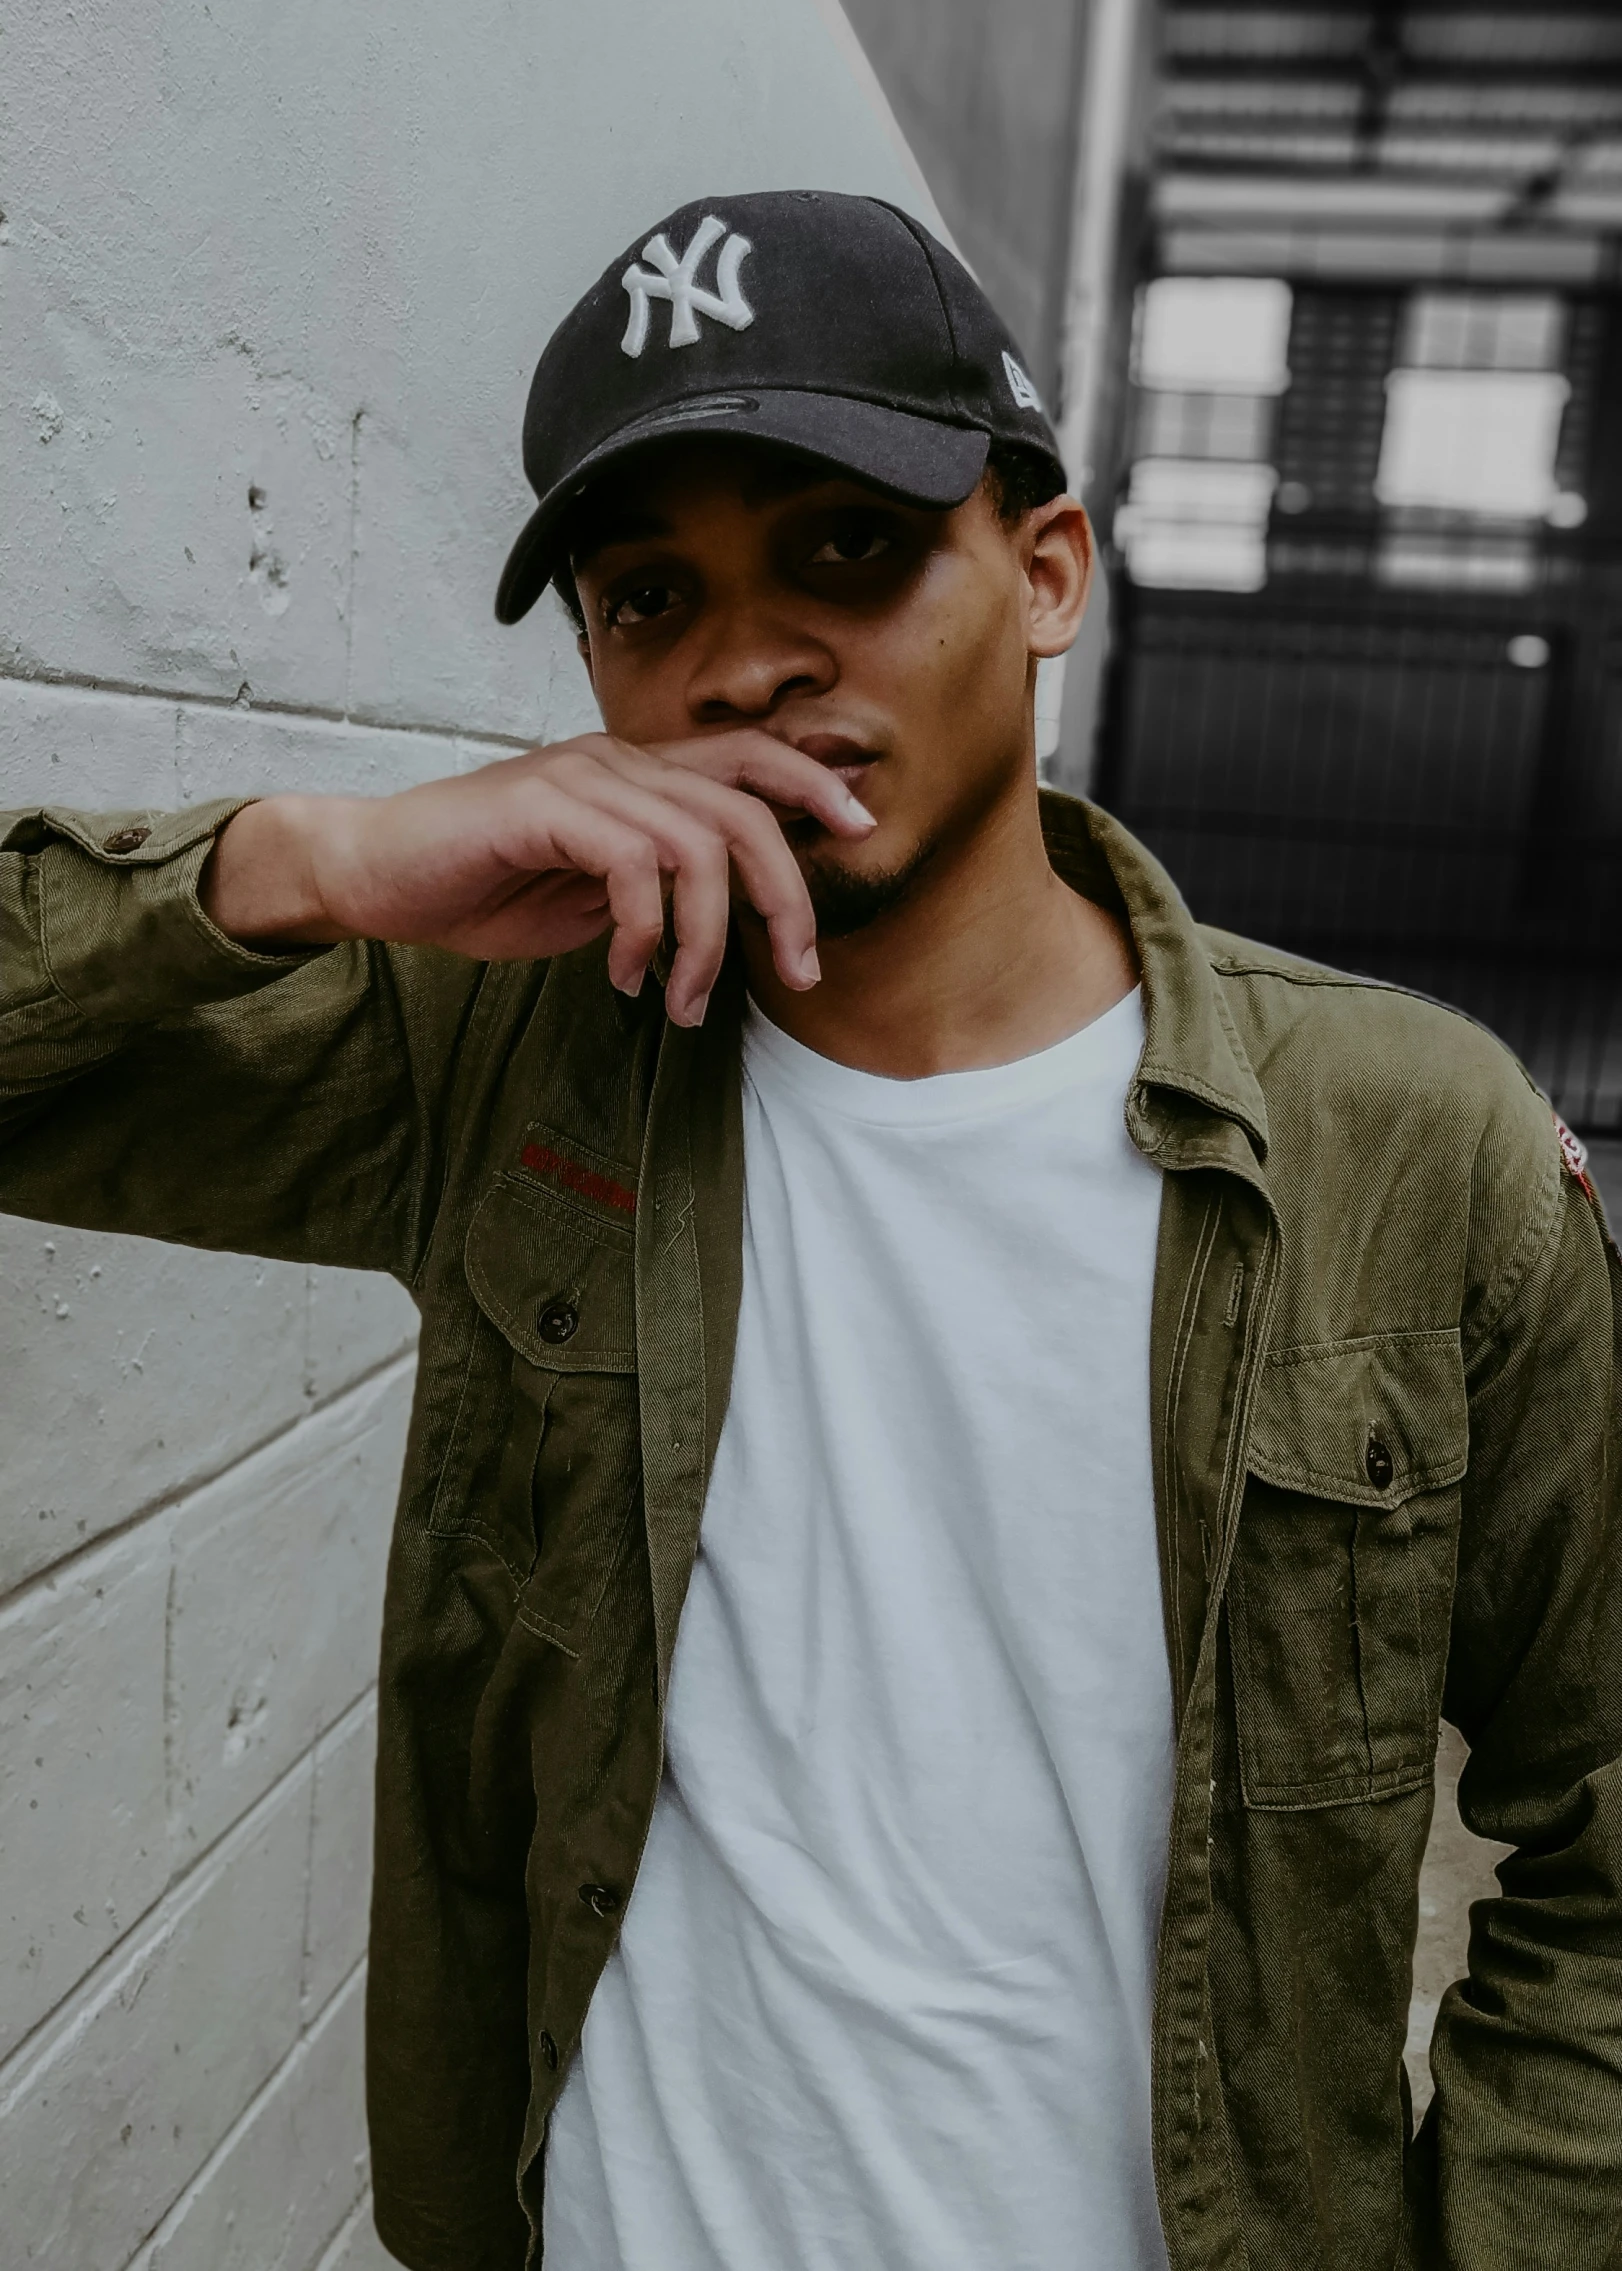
[848,0,1622,1209]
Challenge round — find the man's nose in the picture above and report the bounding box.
[686,604,836,724]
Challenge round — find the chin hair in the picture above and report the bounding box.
[799,834,941,940]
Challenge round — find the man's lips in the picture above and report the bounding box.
[785,731,880,794]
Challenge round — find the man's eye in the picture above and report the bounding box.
[605,583,682,628]
[808,522,894,566]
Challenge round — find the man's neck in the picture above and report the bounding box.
[741,785,1138,1079]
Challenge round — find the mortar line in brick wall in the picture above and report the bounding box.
[0,661,532,753]
[344,407,364,716]
[161,1547,182,1875]
[313,2189,382,2271]
[298,1695,330,2001]
[116,1953,372,2271]
[0,1730,336,2098]
[315,1683,379,1760]
[0,1344,416,1616]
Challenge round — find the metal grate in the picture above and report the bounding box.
[1100,586,1622,1135]
[1109,6,1622,1133]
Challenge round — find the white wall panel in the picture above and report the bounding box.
[0,1228,308,1595]
[0,1524,171,2062]
[0,1761,311,2270]
[165,1367,410,1862]
[301,1696,379,2025]
[0,677,180,809]
[305,1269,419,1409]
[135,1965,369,2271]
[315,2196,398,2271]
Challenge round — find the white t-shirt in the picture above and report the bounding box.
[544,988,1173,2271]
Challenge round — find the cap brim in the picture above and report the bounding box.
[494,390,992,625]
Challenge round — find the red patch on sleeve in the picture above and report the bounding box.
[1554,1113,1596,1203]
[519,1140,637,1217]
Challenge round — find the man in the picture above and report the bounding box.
[1,191,1618,2271]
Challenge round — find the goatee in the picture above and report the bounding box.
[793,830,942,940]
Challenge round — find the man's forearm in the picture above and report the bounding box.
[200,795,366,949]
[0,797,443,1275]
[181,732,869,1024]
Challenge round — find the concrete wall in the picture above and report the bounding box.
[0,5,937,2262]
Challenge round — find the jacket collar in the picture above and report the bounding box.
[1038,791,1270,1168]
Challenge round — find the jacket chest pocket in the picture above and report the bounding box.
[432,1167,642,1656]
[1227,1329,1467,1810]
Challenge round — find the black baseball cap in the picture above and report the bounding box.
[495,189,1067,625]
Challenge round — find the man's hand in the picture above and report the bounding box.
[201,732,875,1026]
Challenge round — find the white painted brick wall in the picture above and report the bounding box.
[2,1759,317,2268]
[0,5,935,2264]
[166,1369,411,1865]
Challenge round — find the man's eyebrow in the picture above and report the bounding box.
[568,508,672,571]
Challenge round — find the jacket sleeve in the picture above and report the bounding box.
[0,800,487,1281]
[1413,1103,1622,2266]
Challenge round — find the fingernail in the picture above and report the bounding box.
[798,947,821,987]
[843,793,877,829]
[687,991,711,1026]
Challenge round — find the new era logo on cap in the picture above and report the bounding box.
[495,189,1068,625]
[1002,351,1044,414]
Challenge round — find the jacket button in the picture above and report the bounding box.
[1365,1435,1395,1491]
[102,825,151,854]
[538,2029,559,2070]
[538,1301,579,1344]
[579,1883,621,1918]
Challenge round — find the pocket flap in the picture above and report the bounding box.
[464,1174,636,1374]
[1248,1328,1467,1504]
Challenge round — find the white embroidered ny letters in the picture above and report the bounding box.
[621,215,755,358]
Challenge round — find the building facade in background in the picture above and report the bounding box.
[1102,0,1622,1167]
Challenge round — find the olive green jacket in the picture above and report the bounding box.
[3,790,1619,2271]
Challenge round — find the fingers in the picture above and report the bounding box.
[549,765,737,1021]
[539,744,829,1017]
[530,800,667,996]
[653,731,877,837]
[476,729,877,1023]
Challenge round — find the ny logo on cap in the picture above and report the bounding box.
[621,215,755,358]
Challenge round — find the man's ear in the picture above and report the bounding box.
[1022,497,1093,660]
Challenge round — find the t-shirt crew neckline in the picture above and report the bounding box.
[741,985,1145,1129]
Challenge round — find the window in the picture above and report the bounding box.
[1116,277,1292,590]
[1399,292,1564,374]
[1134,389,1274,463]
[1135,275,1294,393]
[1116,461,1281,591]
[1376,369,1571,517]
[1374,290,1579,588]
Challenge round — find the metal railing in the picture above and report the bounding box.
[1098,572,1622,1135]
